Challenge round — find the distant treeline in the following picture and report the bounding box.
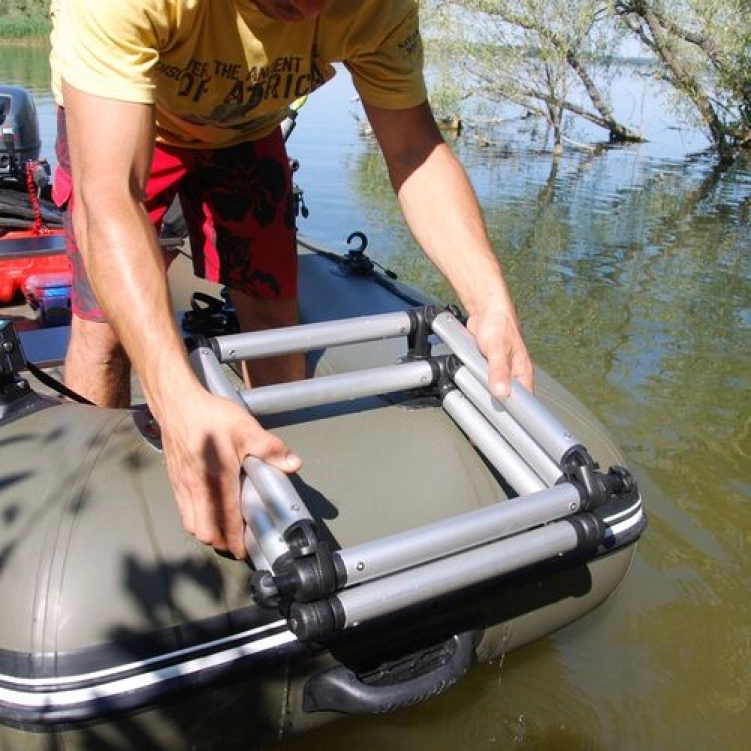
[0,0,50,40]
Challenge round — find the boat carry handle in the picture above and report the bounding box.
[189,306,638,641]
[301,631,474,715]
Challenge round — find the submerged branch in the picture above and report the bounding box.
[488,81,645,143]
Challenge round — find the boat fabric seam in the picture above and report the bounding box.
[0,619,293,688]
[601,496,643,525]
[0,628,298,712]
[32,410,132,675]
[606,508,646,538]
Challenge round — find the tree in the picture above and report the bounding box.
[0,1,49,18]
[427,0,645,153]
[614,0,750,162]
[426,0,749,162]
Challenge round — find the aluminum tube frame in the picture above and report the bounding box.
[334,520,582,629]
[336,483,581,587]
[189,346,312,561]
[212,311,413,363]
[453,366,562,486]
[244,456,314,533]
[191,307,613,619]
[189,347,243,403]
[241,480,287,570]
[240,360,435,415]
[442,389,546,495]
[431,311,581,462]
[243,527,271,572]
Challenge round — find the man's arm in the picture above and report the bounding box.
[62,83,301,558]
[363,101,534,398]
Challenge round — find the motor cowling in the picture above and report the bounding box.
[0,84,42,186]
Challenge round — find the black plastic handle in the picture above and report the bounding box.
[302,632,475,715]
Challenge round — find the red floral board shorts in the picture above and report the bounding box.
[53,107,297,321]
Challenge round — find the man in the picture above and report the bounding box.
[51,0,534,560]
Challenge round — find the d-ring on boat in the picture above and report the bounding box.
[0,88,646,749]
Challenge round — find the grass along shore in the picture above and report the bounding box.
[0,10,50,42]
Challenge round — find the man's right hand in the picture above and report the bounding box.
[158,389,302,559]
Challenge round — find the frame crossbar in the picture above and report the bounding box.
[452,366,562,486]
[240,360,435,415]
[328,518,584,628]
[335,483,581,589]
[211,311,413,362]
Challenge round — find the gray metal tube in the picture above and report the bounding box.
[502,383,581,463]
[336,483,581,587]
[240,361,435,415]
[212,312,413,362]
[431,311,581,461]
[244,527,271,572]
[241,479,288,569]
[453,366,562,486]
[244,456,313,531]
[443,389,546,495]
[336,520,580,629]
[189,348,307,553]
[189,346,243,403]
[190,347,314,541]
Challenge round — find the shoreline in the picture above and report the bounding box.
[0,12,50,44]
[0,37,49,47]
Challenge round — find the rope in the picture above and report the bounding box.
[24,161,49,237]
[25,360,94,405]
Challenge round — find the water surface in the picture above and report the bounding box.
[1,44,749,751]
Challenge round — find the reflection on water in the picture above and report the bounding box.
[290,77,751,751]
[1,44,749,751]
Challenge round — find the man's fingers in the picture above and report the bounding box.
[239,428,302,475]
[157,391,304,559]
[488,349,535,400]
[514,355,535,394]
[465,302,534,401]
[165,455,230,553]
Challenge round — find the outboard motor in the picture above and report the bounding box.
[0,84,42,187]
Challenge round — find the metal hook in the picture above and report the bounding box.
[346,231,368,253]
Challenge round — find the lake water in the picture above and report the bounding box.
[1,43,750,751]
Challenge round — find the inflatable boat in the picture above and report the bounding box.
[0,226,646,747]
[0,84,645,747]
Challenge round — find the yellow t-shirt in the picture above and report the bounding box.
[51,0,427,148]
